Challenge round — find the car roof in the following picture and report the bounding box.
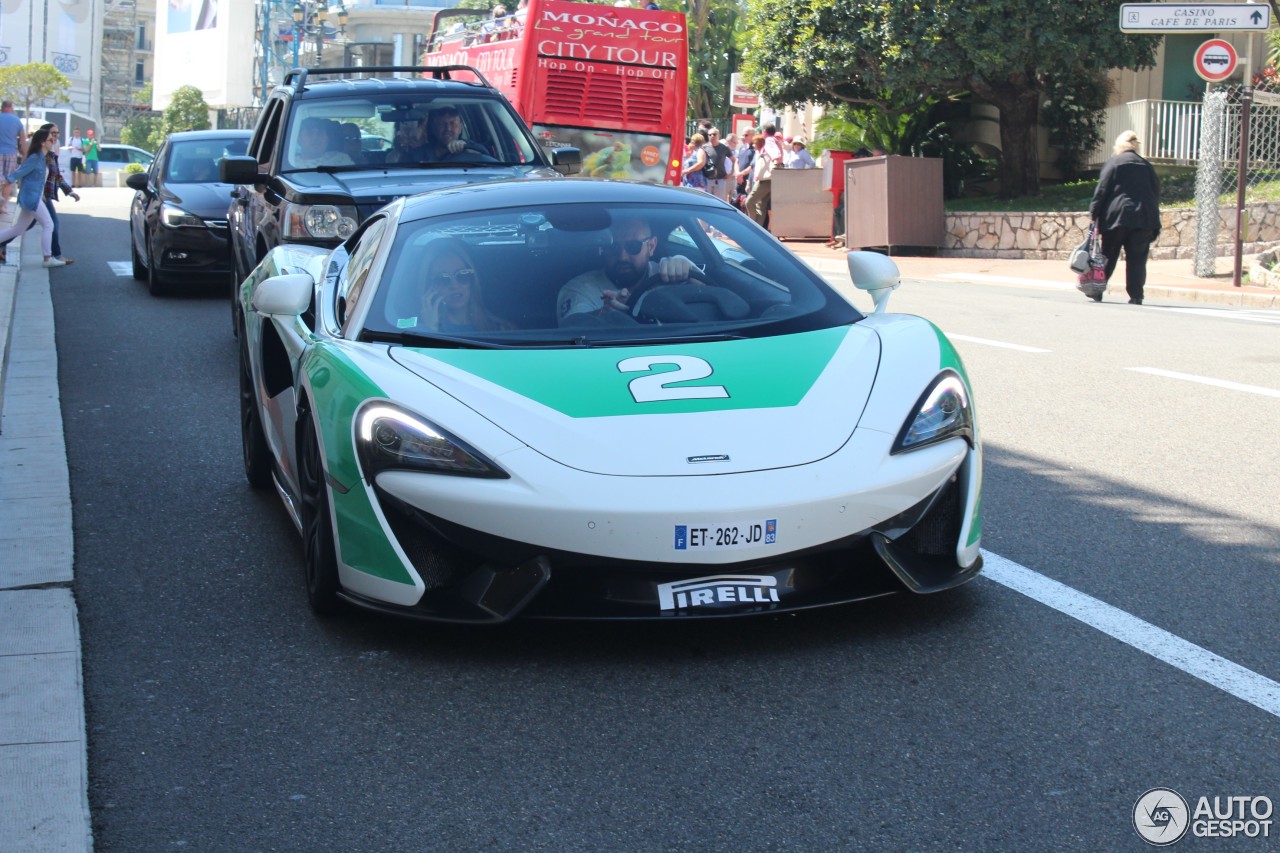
[398,179,732,223]
[278,75,495,100]
[164,129,252,142]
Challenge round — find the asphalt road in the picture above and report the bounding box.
[52,192,1280,851]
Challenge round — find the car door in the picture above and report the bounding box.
[230,97,285,283]
[131,141,168,264]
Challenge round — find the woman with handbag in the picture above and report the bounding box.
[1089,130,1161,305]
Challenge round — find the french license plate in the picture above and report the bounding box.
[674,519,776,551]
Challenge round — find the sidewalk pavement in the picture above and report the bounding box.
[0,213,91,852]
[0,216,1276,853]
[782,239,1280,309]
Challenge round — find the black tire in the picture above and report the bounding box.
[130,234,145,280]
[146,239,168,296]
[239,341,272,489]
[299,416,342,616]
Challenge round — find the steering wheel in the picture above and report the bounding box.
[441,142,498,164]
[635,284,751,324]
[626,268,708,320]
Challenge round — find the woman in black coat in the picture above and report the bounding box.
[1089,130,1161,304]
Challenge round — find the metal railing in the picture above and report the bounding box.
[1087,99,1204,167]
[1086,95,1280,173]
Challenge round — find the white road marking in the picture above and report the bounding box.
[934,272,1071,290]
[1127,367,1280,399]
[982,551,1280,719]
[949,334,1051,353]
[1147,306,1280,324]
[108,261,132,277]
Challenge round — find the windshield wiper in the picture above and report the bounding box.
[593,333,750,347]
[361,329,497,349]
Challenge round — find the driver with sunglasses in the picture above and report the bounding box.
[557,217,694,325]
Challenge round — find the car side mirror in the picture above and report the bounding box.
[846,251,901,314]
[253,273,314,317]
[550,146,581,176]
[125,172,149,192]
[221,155,264,185]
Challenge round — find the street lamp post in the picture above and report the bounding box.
[290,1,344,68]
[256,0,348,104]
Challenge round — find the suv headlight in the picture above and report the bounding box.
[356,403,508,479]
[282,202,358,241]
[161,202,204,228]
[892,371,973,454]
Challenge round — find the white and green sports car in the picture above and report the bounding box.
[238,179,982,621]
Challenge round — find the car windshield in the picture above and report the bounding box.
[281,93,542,172]
[165,138,248,183]
[358,202,863,346]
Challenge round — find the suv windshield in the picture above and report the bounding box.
[359,203,862,345]
[281,93,541,171]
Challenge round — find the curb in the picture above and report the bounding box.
[0,218,93,852]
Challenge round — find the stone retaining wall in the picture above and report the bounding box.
[943,202,1280,261]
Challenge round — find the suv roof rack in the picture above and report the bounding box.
[282,65,493,94]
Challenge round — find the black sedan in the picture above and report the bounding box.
[127,129,252,296]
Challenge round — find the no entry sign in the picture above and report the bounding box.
[1194,39,1239,82]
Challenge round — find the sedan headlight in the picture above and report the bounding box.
[892,371,973,454]
[356,403,508,479]
[282,202,358,241]
[161,202,205,228]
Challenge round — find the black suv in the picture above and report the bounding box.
[222,65,579,298]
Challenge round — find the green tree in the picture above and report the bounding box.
[740,0,1159,198]
[0,62,71,124]
[685,0,744,124]
[121,82,163,151]
[162,85,212,137]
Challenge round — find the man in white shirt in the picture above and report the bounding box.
[557,217,693,324]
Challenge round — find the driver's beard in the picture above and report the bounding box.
[607,259,646,288]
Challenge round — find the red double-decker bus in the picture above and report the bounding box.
[425,0,688,185]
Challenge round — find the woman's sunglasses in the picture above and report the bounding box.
[430,268,476,287]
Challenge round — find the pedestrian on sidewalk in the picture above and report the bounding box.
[67,127,84,187]
[1089,129,1160,305]
[0,100,26,216]
[82,129,100,186]
[39,123,79,264]
[0,123,80,264]
[680,132,709,191]
[0,128,67,267]
[745,134,775,227]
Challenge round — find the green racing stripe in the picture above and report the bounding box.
[929,322,983,549]
[304,343,415,586]
[417,327,852,417]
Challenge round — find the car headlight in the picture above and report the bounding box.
[356,403,508,479]
[892,371,973,454]
[161,202,205,228]
[282,202,358,241]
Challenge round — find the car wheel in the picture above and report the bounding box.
[298,415,342,616]
[130,234,145,280]
[239,341,272,489]
[147,239,168,296]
